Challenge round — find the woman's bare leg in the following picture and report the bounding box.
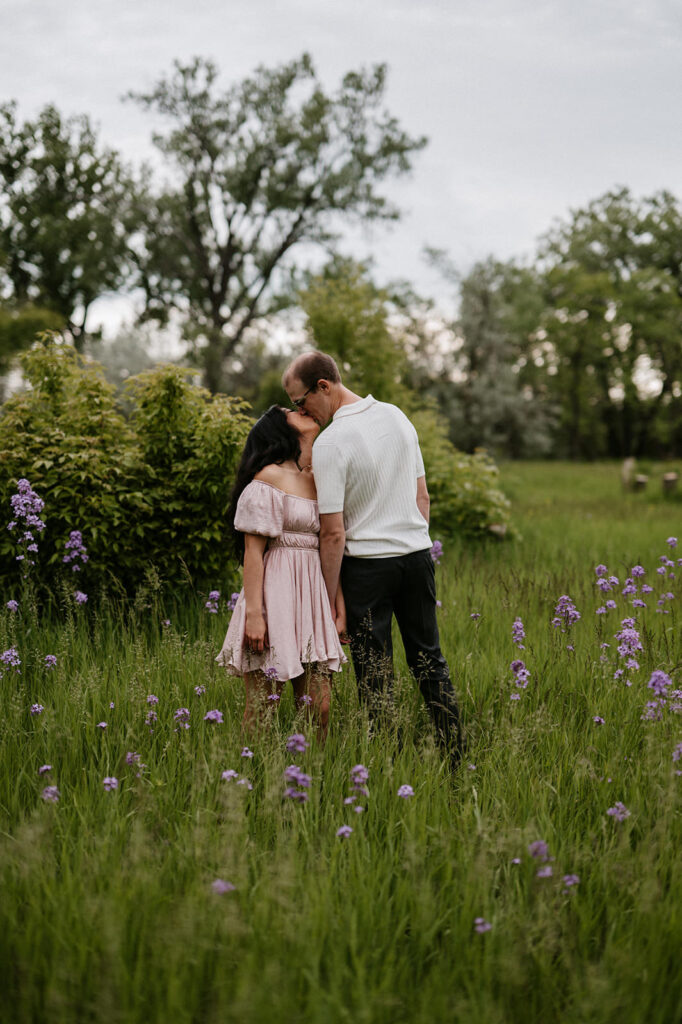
[292,665,332,743]
[243,670,284,736]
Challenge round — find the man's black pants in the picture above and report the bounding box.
[340,548,461,758]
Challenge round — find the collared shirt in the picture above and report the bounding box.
[312,395,431,558]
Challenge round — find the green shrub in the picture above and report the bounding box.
[409,405,513,539]
[0,335,252,598]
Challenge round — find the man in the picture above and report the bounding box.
[282,350,461,759]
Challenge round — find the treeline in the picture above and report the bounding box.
[1,55,681,458]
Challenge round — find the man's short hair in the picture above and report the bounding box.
[289,351,341,390]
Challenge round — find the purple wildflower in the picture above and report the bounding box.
[203,709,224,723]
[607,801,630,822]
[672,742,682,763]
[241,746,254,758]
[286,734,308,754]
[1,646,21,672]
[211,879,236,894]
[264,667,279,683]
[528,840,549,860]
[667,537,678,549]
[103,776,118,791]
[470,611,481,620]
[146,694,159,705]
[299,693,313,706]
[221,769,239,780]
[6,600,18,612]
[562,874,580,888]
[511,617,525,650]
[336,825,353,838]
[96,721,107,729]
[284,765,311,789]
[62,530,88,573]
[38,764,52,775]
[41,786,60,803]
[236,778,253,790]
[205,590,220,614]
[74,591,88,605]
[227,592,240,612]
[595,564,608,577]
[30,703,44,716]
[536,865,553,878]
[552,595,581,632]
[125,752,143,766]
[593,716,605,725]
[397,784,414,799]
[266,693,280,703]
[174,708,190,730]
[430,540,443,564]
[284,787,308,802]
[647,670,672,697]
[474,918,492,933]
[145,710,158,727]
[194,684,206,696]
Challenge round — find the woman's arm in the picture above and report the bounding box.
[243,533,269,653]
[334,581,349,643]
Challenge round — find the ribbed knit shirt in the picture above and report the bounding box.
[312,395,432,558]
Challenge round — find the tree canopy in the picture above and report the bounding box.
[127,54,427,391]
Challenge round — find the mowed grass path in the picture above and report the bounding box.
[1,462,681,1024]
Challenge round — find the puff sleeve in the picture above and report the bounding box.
[234,480,285,537]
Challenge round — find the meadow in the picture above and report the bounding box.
[1,462,681,1024]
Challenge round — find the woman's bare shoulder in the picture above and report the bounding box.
[253,464,288,487]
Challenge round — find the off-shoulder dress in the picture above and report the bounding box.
[216,479,346,681]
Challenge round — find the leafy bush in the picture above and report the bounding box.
[409,406,512,539]
[0,336,252,597]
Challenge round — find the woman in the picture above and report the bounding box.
[216,405,346,738]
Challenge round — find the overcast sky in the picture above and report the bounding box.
[2,0,681,335]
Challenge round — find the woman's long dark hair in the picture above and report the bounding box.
[227,406,301,561]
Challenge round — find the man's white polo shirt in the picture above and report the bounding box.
[312,394,432,558]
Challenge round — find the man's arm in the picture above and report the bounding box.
[416,474,430,524]
[319,511,346,610]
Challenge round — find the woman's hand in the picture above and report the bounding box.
[244,612,268,654]
[334,585,349,645]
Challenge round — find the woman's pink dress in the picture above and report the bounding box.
[216,480,346,680]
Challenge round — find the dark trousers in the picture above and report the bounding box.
[341,549,461,759]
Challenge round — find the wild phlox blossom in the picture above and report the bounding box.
[607,801,630,821]
[536,865,553,878]
[614,618,643,684]
[194,684,206,696]
[211,879,236,894]
[241,746,254,758]
[30,703,44,716]
[6,599,18,612]
[286,734,308,754]
[511,617,525,650]
[205,590,220,614]
[44,655,57,669]
[41,786,60,803]
[204,709,224,723]
[8,479,45,573]
[38,764,51,775]
[227,593,240,611]
[528,840,550,861]
[510,659,530,688]
[103,777,118,791]
[552,595,581,632]
[221,769,239,780]
[284,765,311,803]
[430,540,443,564]
[1,647,21,679]
[62,530,88,572]
[336,825,353,838]
[174,708,190,730]
[397,784,414,798]
[667,537,678,548]
[74,591,88,605]
[474,918,492,933]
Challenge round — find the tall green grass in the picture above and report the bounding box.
[1,462,681,1024]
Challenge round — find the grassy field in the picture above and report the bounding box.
[1,462,681,1024]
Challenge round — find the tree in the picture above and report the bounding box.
[128,55,427,392]
[0,102,136,350]
[539,188,682,456]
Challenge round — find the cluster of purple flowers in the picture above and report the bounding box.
[511,617,525,650]
[205,590,220,614]
[8,479,45,574]
[221,768,252,789]
[286,733,309,754]
[103,776,118,792]
[607,801,630,822]
[614,617,642,686]
[1,646,21,679]
[126,751,146,777]
[673,742,682,776]
[62,530,88,573]
[430,540,443,564]
[41,785,60,803]
[6,599,18,613]
[343,764,369,813]
[552,594,581,633]
[397,784,414,799]
[284,764,312,802]
[510,659,530,691]
[227,593,240,612]
[174,707,190,731]
[74,591,88,605]
[474,917,492,933]
[44,655,57,670]
[641,669,678,721]
[204,709,224,723]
